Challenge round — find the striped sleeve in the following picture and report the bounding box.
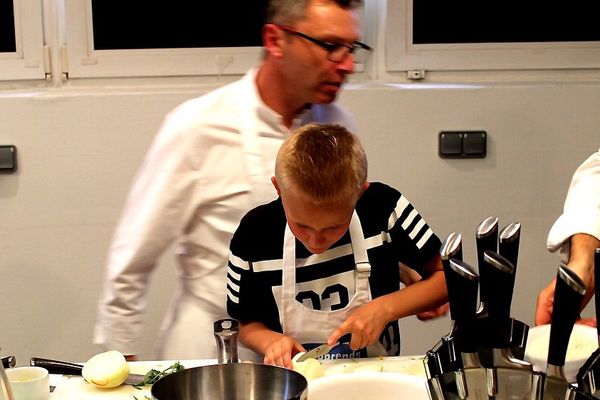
[387,193,440,270]
[226,249,251,319]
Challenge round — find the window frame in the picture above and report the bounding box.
[63,0,264,79]
[385,0,600,73]
[0,0,45,81]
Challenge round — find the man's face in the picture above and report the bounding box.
[281,0,361,104]
[281,188,355,255]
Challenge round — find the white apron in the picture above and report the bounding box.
[280,212,388,359]
[154,112,280,361]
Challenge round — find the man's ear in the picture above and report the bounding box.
[271,176,282,196]
[263,24,285,58]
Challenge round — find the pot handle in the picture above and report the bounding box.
[214,319,239,364]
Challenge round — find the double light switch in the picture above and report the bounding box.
[438,131,487,159]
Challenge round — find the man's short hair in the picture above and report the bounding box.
[275,123,368,204]
[266,0,363,26]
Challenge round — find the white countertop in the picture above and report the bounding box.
[49,356,427,399]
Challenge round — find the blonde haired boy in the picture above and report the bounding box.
[227,123,447,368]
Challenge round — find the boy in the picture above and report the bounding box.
[227,123,447,368]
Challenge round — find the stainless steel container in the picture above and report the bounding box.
[151,319,308,400]
[150,362,307,400]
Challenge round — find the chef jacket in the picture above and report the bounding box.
[547,147,600,261]
[94,67,357,359]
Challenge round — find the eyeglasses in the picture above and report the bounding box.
[276,25,371,64]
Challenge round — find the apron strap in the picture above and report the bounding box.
[348,212,371,280]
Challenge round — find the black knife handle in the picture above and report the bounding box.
[548,264,586,367]
[1,356,15,369]
[476,217,499,306]
[30,357,83,375]
[499,222,521,271]
[447,259,479,352]
[482,250,515,347]
[440,232,463,314]
[446,259,479,323]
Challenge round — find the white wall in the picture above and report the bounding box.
[0,79,598,365]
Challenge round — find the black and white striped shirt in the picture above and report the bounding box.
[227,182,441,355]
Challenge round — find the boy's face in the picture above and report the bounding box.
[272,177,367,254]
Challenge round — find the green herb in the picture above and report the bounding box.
[132,361,185,389]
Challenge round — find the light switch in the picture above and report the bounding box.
[439,132,462,156]
[438,131,487,158]
[463,132,487,157]
[0,145,17,172]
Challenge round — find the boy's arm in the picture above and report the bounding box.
[327,254,448,349]
[239,321,305,369]
[399,262,449,320]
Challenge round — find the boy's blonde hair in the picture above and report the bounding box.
[275,123,368,203]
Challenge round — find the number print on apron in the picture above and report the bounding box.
[280,211,388,358]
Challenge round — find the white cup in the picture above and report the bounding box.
[5,367,49,400]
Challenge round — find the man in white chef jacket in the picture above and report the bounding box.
[94,0,371,361]
[535,147,600,327]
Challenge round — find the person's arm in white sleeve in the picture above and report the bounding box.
[535,148,600,326]
[94,114,202,357]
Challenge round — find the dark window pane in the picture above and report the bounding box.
[413,2,600,44]
[1,0,16,53]
[91,1,268,50]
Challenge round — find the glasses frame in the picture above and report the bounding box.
[275,25,371,64]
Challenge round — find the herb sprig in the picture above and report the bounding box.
[132,361,185,389]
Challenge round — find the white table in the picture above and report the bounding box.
[49,356,427,399]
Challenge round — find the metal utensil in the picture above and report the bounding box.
[475,216,499,316]
[498,222,529,361]
[576,248,600,398]
[295,343,335,362]
[423,233,466,400]
[1,357,15,369]
[151,319,308,400]
[448,258,492,400]
[498,222,521,270]
[438,232,465,375]
[481,250,534,400]
[30,357,146,385]
[543,264,587,400]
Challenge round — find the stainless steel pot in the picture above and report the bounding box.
[150,362,307,400]
[151,319,308,400]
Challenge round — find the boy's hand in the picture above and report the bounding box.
[262,335,305,369]
[327,301,388,350]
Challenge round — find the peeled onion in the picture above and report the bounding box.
[292,352,325,381]
[82,350,130,388]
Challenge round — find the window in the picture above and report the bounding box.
[1,0,17,53]
[64,0,268,79]
[0,0,45,81]
[386,0,600,73]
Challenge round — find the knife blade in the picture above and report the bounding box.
[30,357,146,385]
[295,343,335,362]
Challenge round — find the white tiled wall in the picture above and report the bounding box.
[0,80,598,363]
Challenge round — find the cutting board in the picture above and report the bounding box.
[50,356,425,399]
[51,360,211,399]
